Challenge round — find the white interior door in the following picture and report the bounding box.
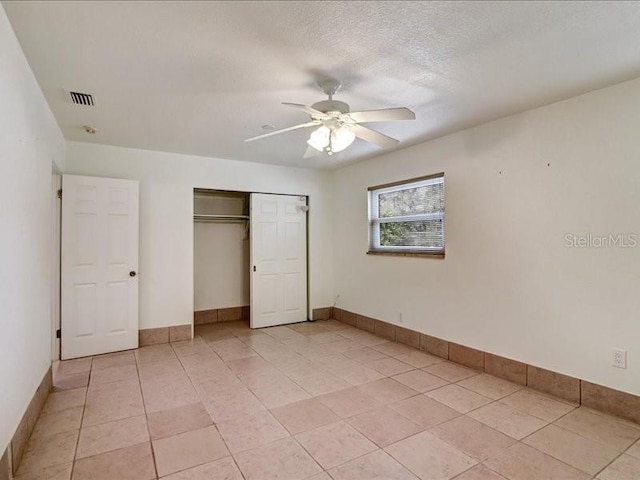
[250,193,307,328]
[61,174,139,359]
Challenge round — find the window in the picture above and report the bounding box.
[368,173,445,256]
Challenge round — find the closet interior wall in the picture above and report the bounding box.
[193,189,250,324]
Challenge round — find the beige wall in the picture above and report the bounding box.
[332,77,640,396]
[0,5,64,453]
[194,222,249,311]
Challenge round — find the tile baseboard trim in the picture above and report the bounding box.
[139,323,193,346]
[193,306,334,323]
[333,307,640,424]
[194,306,249,325]
[312,307,333,321]
[0,446,10,480]
[6,365,52,476]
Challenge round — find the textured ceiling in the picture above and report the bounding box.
[4,1,640,168]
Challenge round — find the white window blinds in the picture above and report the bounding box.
[368,173,445,255]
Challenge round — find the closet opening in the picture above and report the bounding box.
[194,189,251,326]
[193,189,309,329]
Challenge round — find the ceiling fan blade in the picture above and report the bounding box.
[303,146,321,159]
[245,120,321,142]
[348,107,415,123]
[282,103,328,119]
[351,124,400,149]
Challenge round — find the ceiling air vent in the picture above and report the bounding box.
[69,91,94,106]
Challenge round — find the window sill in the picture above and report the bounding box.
[367,250,445,258]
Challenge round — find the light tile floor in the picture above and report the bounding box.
[15,320,640,479]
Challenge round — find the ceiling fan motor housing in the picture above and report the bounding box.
[311,100,350,115]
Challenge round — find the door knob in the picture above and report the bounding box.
[129,271,137,277]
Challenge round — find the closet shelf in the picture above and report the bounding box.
[194,214,249,223]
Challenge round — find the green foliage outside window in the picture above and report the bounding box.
[378,183,444,248]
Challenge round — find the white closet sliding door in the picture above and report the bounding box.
[250,193,307,328]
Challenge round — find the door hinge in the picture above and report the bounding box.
[57,189,62,199]
[56,329,61,339]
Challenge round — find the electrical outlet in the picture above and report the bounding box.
[613,349,627,369]
[398,312,403,324]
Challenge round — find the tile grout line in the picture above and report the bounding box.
[223,325,344,478]
[196,323,383,478]
[587,439,637,479]
[449,463,502,480]
[147,340,243,479]
[209,329,272,480]
[70,359,92,480]
[173,331,253,479]
[482,437,602,479]
[513,404,629,478]
[134,349,160,480]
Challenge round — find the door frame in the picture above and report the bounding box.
[51,166,62,360]
[192,188,311,324]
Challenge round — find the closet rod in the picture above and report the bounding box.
[193,214,249,222]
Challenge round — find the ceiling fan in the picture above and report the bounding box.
[245,79,415,158]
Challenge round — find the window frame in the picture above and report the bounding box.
[367,172,445,257]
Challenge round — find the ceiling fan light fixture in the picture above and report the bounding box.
[307,125,330,151]
[246,82,414,157]
[329,126,355,153]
